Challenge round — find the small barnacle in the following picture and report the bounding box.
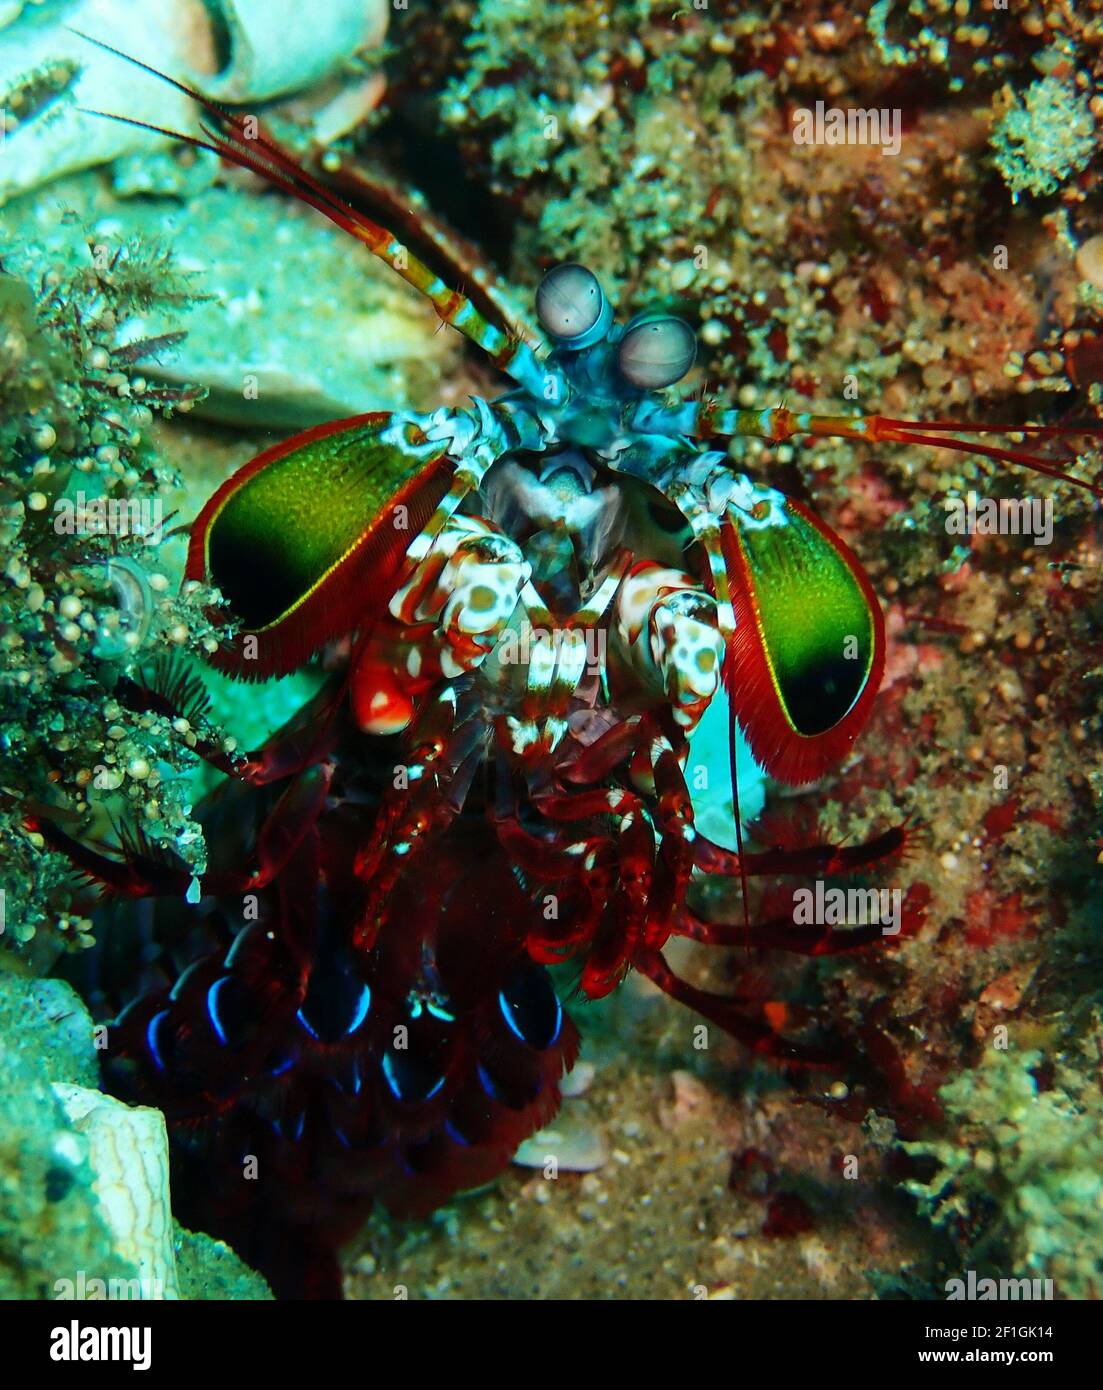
[0,57,79,138]
[74,555,153,660]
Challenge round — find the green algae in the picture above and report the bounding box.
[904,1041,1103,1299]
[173,1225,273,1301]
[0,971,137,1298]
[990,76,1097,202]
[0,225,230,957]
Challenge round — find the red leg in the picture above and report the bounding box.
[30,763,332,901]
[635,948,844,1068]
[350,696,480,948]
[673,905,886,955]
[500,721,703,994]
[557,716,646,784]
[694,822,911,877]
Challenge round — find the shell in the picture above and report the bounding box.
[513,1109,609,1173]
[188,0,387,104]
[0,0,388,206]
[52,1084,180,1299]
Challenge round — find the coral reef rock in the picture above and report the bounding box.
[0,0,388,206]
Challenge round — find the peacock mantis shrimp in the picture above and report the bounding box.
[28,35,1102,1296]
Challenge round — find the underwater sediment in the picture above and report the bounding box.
[0,0,1101,1305]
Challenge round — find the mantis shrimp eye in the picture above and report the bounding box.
[535,263,612,347]
[616,314,697,389]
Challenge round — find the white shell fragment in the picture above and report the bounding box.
[0,0,388,206]
[52,1084,180,1299]
[192,0,387,104]
[559,1059,596,1098]
[0,0,195,206]
[513,1111,609,1173]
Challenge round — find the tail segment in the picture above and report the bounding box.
[103,813,578,1298]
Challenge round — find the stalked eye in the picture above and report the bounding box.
[617,314,696,389]
[535,264,611,347]
[498,962,562,1050]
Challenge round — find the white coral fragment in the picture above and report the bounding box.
[53,1083,180,1299]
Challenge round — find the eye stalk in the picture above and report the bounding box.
[616,313,697,389]
[535,264,612,348]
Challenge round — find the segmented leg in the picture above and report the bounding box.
[681,820,910,956]
[490,557,729,989]
[491,711,701,995]
[490,763,618,963]
[350,688,498,951]
[607,561,724,735]
[693,822,910,878]
[634,947,843,1067]
[673,907,886,955]
[500,552,631,768]
[351,512,530,734]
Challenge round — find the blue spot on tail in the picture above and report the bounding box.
[146,1010,171,1073]
[206,977,233,1045]
[498,964,562,1049]
[383,1048,445,1104]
